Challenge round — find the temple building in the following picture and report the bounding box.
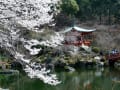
[62,26,96,46]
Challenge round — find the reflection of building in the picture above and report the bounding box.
[62,26,96,46]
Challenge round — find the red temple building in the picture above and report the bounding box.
[63,26,96,46]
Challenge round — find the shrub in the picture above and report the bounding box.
[92,47,100,53]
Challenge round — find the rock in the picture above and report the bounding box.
[64,66,75,72]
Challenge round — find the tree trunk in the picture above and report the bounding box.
[108,9,111,25]
[99,13,102,24]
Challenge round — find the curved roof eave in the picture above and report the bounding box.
[63,26,96,33]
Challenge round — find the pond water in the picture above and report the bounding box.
[0,67,120,90]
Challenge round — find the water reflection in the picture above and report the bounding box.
[0,68,120,90]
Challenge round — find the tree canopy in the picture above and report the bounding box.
[61,0,79,16]
[61,0,120,24]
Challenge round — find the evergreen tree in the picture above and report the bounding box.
[61,0,79,16]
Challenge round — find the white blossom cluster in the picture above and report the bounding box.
[0,0,60,29]
[0,0,62,85]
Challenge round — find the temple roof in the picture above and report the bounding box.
[63,26,96,33]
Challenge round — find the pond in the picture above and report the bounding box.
[0,67,120,90]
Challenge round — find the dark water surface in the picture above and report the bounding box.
[0,68,120,90]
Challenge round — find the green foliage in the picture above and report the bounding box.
[31,45,44,49]
[61,0,79,16]
[60,0,120,24]
[92,47,100,53]
[0,54,9,62]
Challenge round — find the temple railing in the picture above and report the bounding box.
[62,40,91,46]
